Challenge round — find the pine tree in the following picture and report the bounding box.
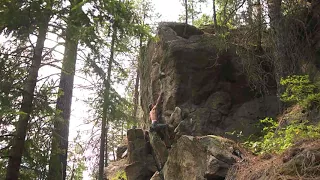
[5,1,53,179]
[48,0,84,179]
[213,0,217,26]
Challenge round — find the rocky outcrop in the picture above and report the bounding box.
[139,22,278,139]
[109,22,320,180]
[126,22,279,180]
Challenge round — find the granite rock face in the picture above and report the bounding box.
[125,22,279,180]
[139,22,278,138]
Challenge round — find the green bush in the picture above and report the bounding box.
[193,14,213,28]
[280,75,320,109]
[242,75,320,154]
[244,117,320,154]
[111,170,127,180]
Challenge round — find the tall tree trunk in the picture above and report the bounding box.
[267,0,284,111]
[191,0,194,25]
[132,36,143,124]
[247,0,253,25]
[185,0,188,25]
[213,0,217,27]
[5,10,50,180]
[112,133,116,161]
[121,121,124,140]
[184,0,188,36]
[133,68,139,120]
[257,0,263,50]
[268,0,281,29]
[48,1,81,179]
[98,25,117,180]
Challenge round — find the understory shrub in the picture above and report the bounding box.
[280,75,320,109]
[244,117,320,154]
[244,75,320,154]
[111,170,127,180]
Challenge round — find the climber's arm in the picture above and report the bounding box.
[149,92,163,122]
[154,92,164,108]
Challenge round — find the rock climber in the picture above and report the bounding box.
[149,92,167,132]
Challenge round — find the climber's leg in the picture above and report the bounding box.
[150,121,167,132]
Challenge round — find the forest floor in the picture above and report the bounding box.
[228,139,320,180]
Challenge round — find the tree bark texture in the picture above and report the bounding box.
[48,1,81,179]
[267,0,287,111]
[98,26,117,180]
[213,0,217,27]
[132,37,142,124]
[184,0,188,36]
[6,9,50,180]
[247,0,253,25]
[257,0,262,50]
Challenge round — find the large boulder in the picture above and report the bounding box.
[139,22,278,140]
[136,22,279,180]
[162,135,242,180]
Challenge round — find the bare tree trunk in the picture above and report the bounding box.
[98,25,117,180]
[69,161,76,180]
[48,1,81,179]
[185,0,188,25]
[191,0,194,24]
[133,68,139,120]
[213,0,217,27]
[257,0,262,50]
[247,0,253,25]
[5,9,50,180]
[132,36,142,124]
[267,0,284,111]
[121,121,124,140]
[112,133,116,161]
[268,0,281,29]
[184,0,188,36]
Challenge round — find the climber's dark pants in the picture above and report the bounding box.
[150,121,167,132]
[150,121,171,148]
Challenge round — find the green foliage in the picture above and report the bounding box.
[66,133,87,180]
[280,75,320,109]
[179,0,207,25]
[243,75,320,154]
[244,117,320,154]
[111,170,127,180]
[215,0,241,28]
[280,75,316,103]
[193,14,213,27]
